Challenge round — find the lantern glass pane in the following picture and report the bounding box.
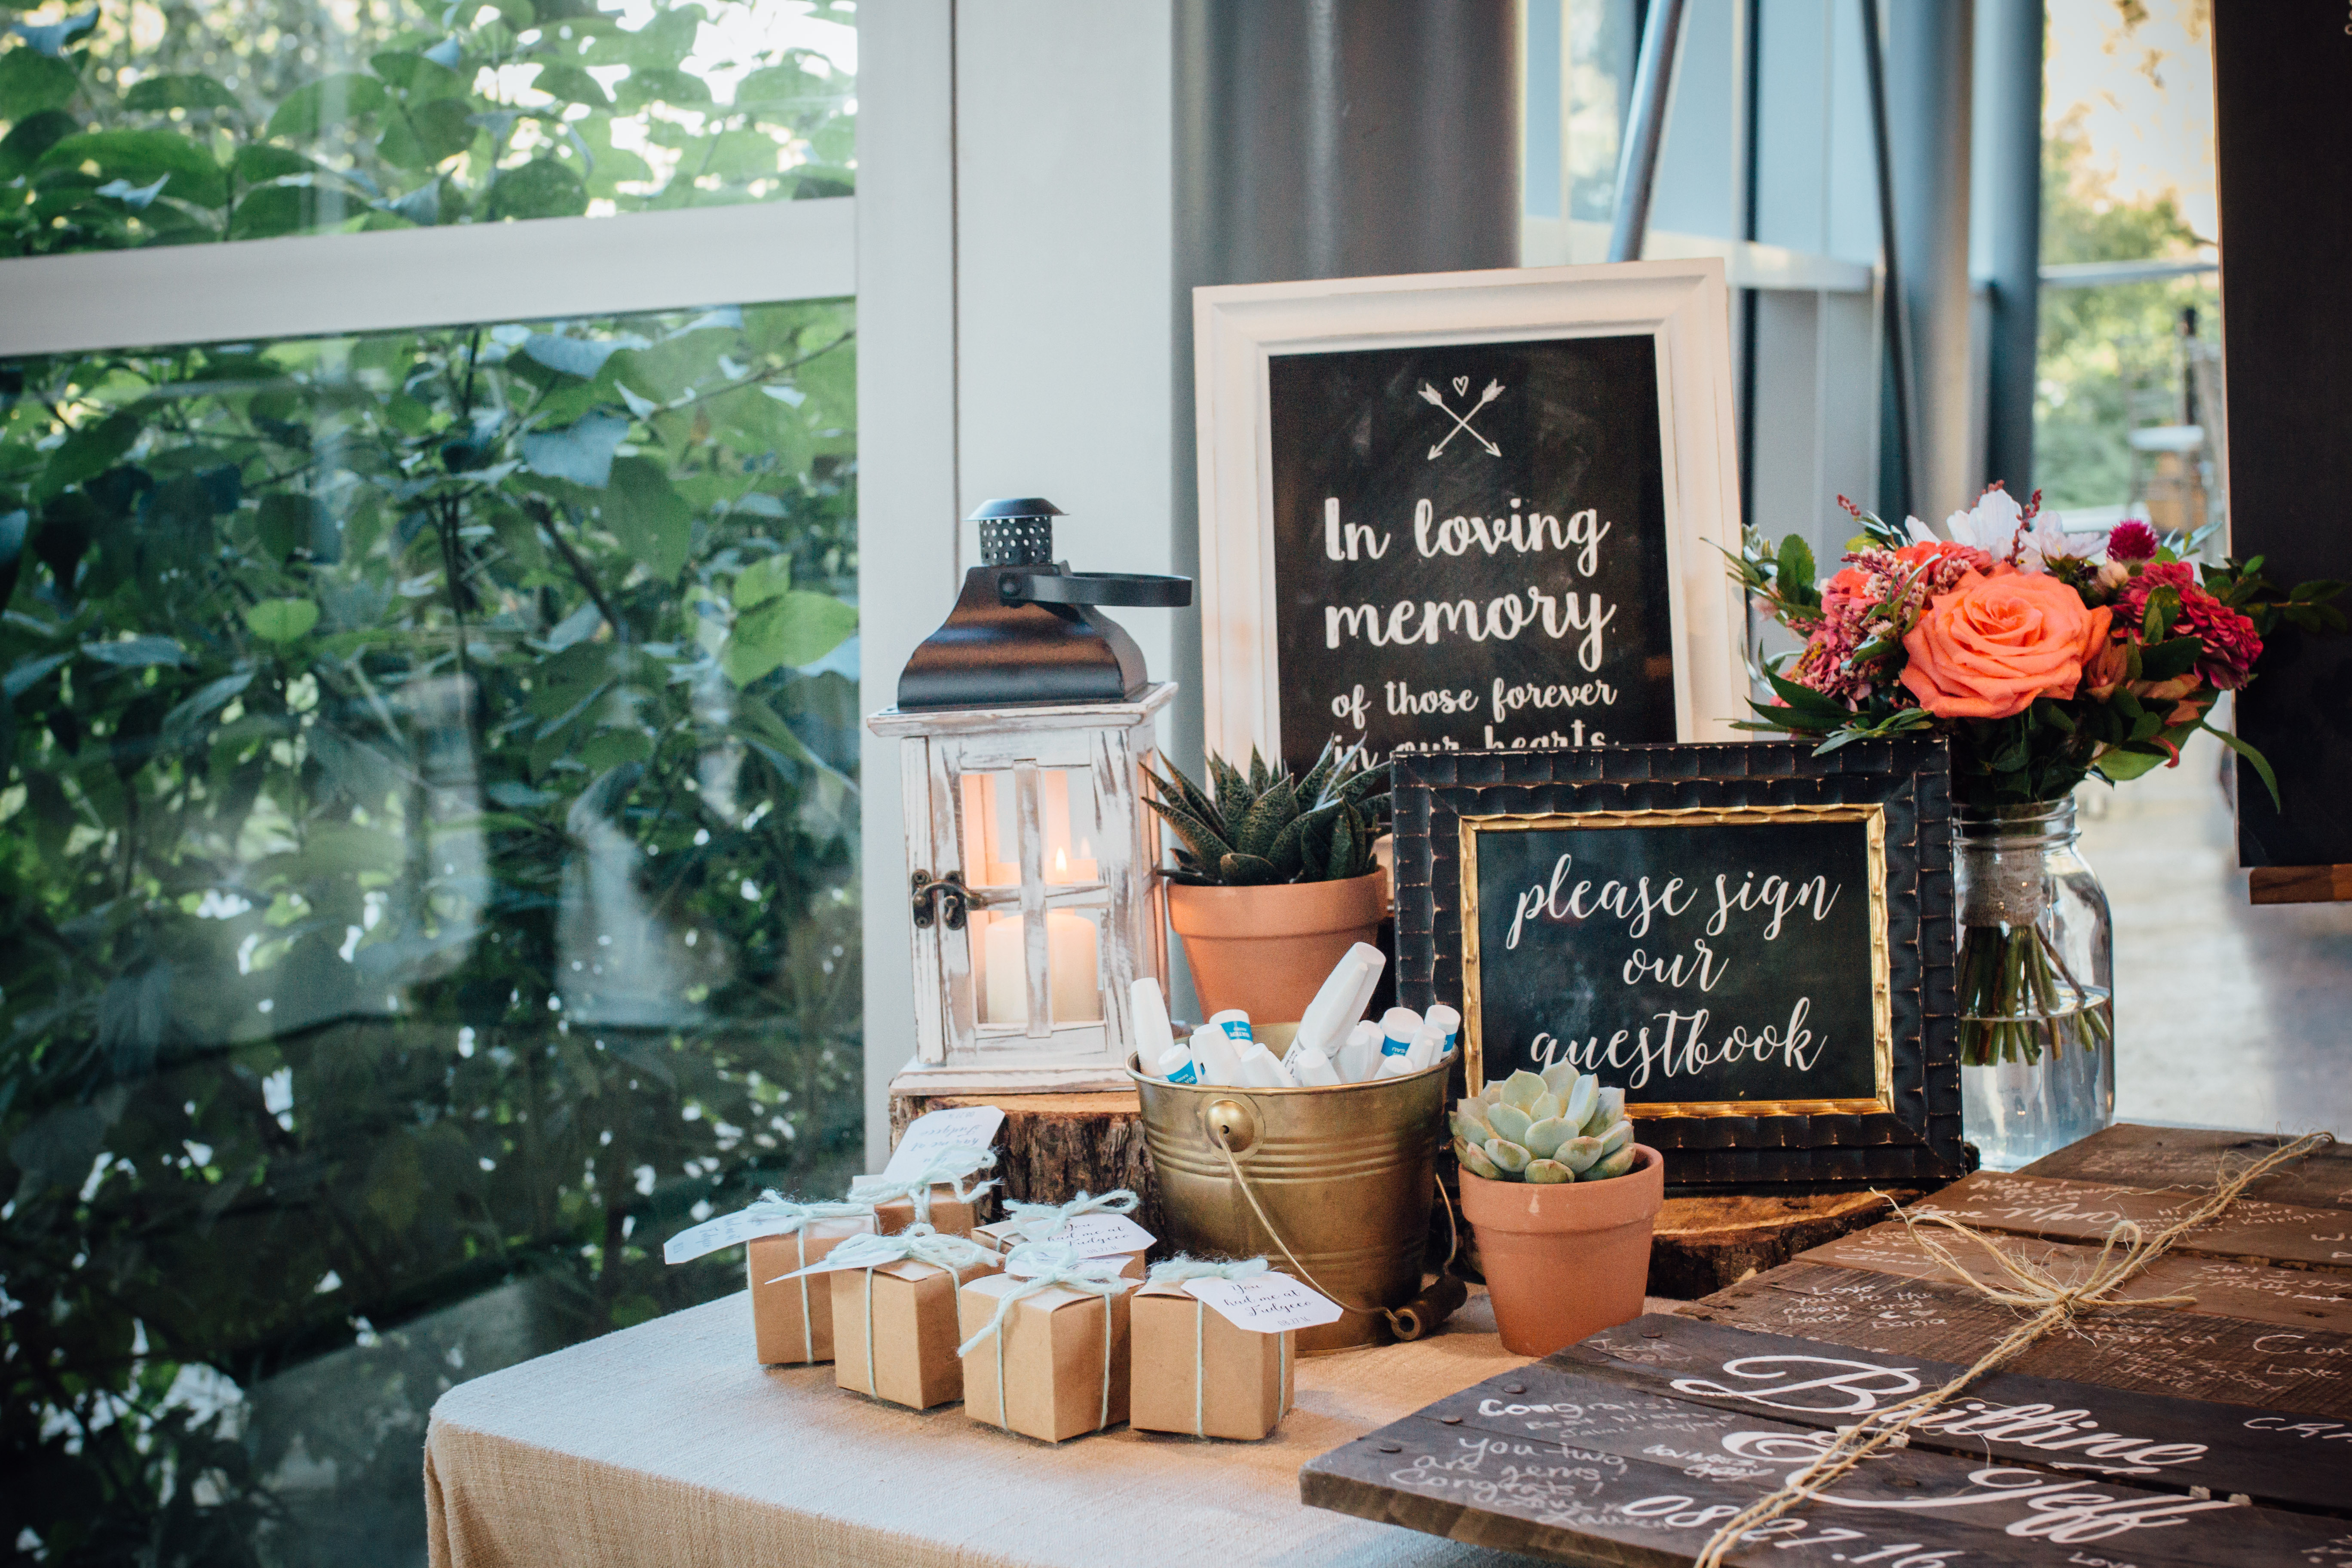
[956,766,1102,888]
[973,907,1105,1027]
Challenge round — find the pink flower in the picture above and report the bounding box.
[2106,520,2159,562]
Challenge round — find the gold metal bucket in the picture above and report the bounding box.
[1128,1044,1452,1354]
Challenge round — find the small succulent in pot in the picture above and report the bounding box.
[1452,1065,1637,1183]
[1145,739,1388,886]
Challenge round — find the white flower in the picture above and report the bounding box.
[1943,486,2025,555]
[2018,508,2105,572]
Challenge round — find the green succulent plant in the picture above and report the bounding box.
[1145,740,1389,887]
[1452,1066,1639,1184]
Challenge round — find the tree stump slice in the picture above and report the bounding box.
[888,1090,1158,1240]
[1643,1188,1920,1299]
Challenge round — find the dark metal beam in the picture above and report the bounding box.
[1980,0,2044,498]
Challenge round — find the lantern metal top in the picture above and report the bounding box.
[970,496,1063,567]
[894,498,1192,710]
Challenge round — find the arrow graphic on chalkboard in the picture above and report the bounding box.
[1419,379,1505,459]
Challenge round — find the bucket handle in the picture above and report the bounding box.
[1207,1121,1462,1341]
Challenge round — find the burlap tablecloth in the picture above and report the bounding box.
[423,1286,1580,1568]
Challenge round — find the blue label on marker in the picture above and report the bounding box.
[1380,1033,1413,1057]
[1165,1059,1199,1085]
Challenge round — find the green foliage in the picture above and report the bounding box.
[0,0,855,258]
[1145,739,1389,887]
[2034,119,2217,510]
[0,299,862,1563]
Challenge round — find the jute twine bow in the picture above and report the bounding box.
[1692,1130,2335,1568]
[777,1225,995,1400]
[744,1194,874,1362]
[1001,1188,1139,1243]
[958,1240,1136,1439]
[1147,1255,1289,1437]
[848,1146,999,1225]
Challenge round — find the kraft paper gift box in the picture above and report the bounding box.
[866,1181,988,1237]
[956,1273,1136,1442]
[747,1216,875,1365]
[973,1221,1146,1280]
[829,1254,1000,1409]
[1128,1282,1294,1440]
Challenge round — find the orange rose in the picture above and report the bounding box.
[1900,566,2113,720]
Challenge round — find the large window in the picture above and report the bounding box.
[0,4,859,1564]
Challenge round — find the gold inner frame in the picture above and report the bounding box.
[1458,803,1893,1118]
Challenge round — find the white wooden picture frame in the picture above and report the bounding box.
[1192,259,1747,765]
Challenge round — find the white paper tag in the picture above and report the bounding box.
[882,1105,1007,1181]
[1183,1274,1345,1333]
[1046,1213,1155,1256]
[664,1209,866,1266]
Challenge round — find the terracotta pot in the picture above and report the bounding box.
[1165,872,1385,1023]
[1458,1145,1665,1357]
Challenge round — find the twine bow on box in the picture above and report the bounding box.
[1147,1255,1290,1438]
[744,1194,875,1362]
[1000,1188,1139,1243]
[957,1240,1136,1439]
[1692,1130,2337,1568]
[778,1225,996,1400]
[848,1146,1001,1226]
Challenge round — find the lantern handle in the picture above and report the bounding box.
[910,869,969,931]
[996,570,1192,609]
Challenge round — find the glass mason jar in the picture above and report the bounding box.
[1954,799,2115,1170]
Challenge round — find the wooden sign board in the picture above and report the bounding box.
[1697,1260,2352,1419]
[1798,1218,2352,1333]
[1302,1354,2351,1567]
[1193,261,1746,775]
[1913,1172,2352,1273]
[1560,1313,2352,1517]
[2023,1124,2352,1213]
[1392,739,1962,1187]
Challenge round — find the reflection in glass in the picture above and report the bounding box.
[0,0,853,258]
[0,300,858,1563]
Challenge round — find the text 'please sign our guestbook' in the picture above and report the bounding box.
[1392,739,1963,1187]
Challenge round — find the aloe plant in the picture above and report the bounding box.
[1145,740,1389,887]
[1452,1066,1639,1184]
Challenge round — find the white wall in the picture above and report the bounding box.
[857,2,1178,1166]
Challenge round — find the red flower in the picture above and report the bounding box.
[2106,520,2159,562]
[2116,560,2264,691]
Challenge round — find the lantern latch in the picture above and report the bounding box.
[910,869,969,931]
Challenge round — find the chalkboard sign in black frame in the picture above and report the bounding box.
[1393,740,1962,1188]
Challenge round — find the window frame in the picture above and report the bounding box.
[0,196,854,358]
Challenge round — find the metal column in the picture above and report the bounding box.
[1979,0,2043,499]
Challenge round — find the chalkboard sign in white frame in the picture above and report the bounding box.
[1192,260,1746,770]
[1392,740,1963,1188]
[1457,803,1895,1118]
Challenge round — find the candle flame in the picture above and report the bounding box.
[1054,848,1069,874]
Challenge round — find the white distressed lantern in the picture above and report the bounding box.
[870,499,1188,1095]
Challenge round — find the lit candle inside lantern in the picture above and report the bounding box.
[979,910,1102,1025]
[1041,772,1099,883]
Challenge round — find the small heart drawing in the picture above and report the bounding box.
[1452,377,1470,395]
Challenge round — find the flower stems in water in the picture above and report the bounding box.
[1957,921,2112,1067]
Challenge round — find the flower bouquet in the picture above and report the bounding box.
[1732,486,2342,1074]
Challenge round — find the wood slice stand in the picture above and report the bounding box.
[889,1089,1160,1238]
